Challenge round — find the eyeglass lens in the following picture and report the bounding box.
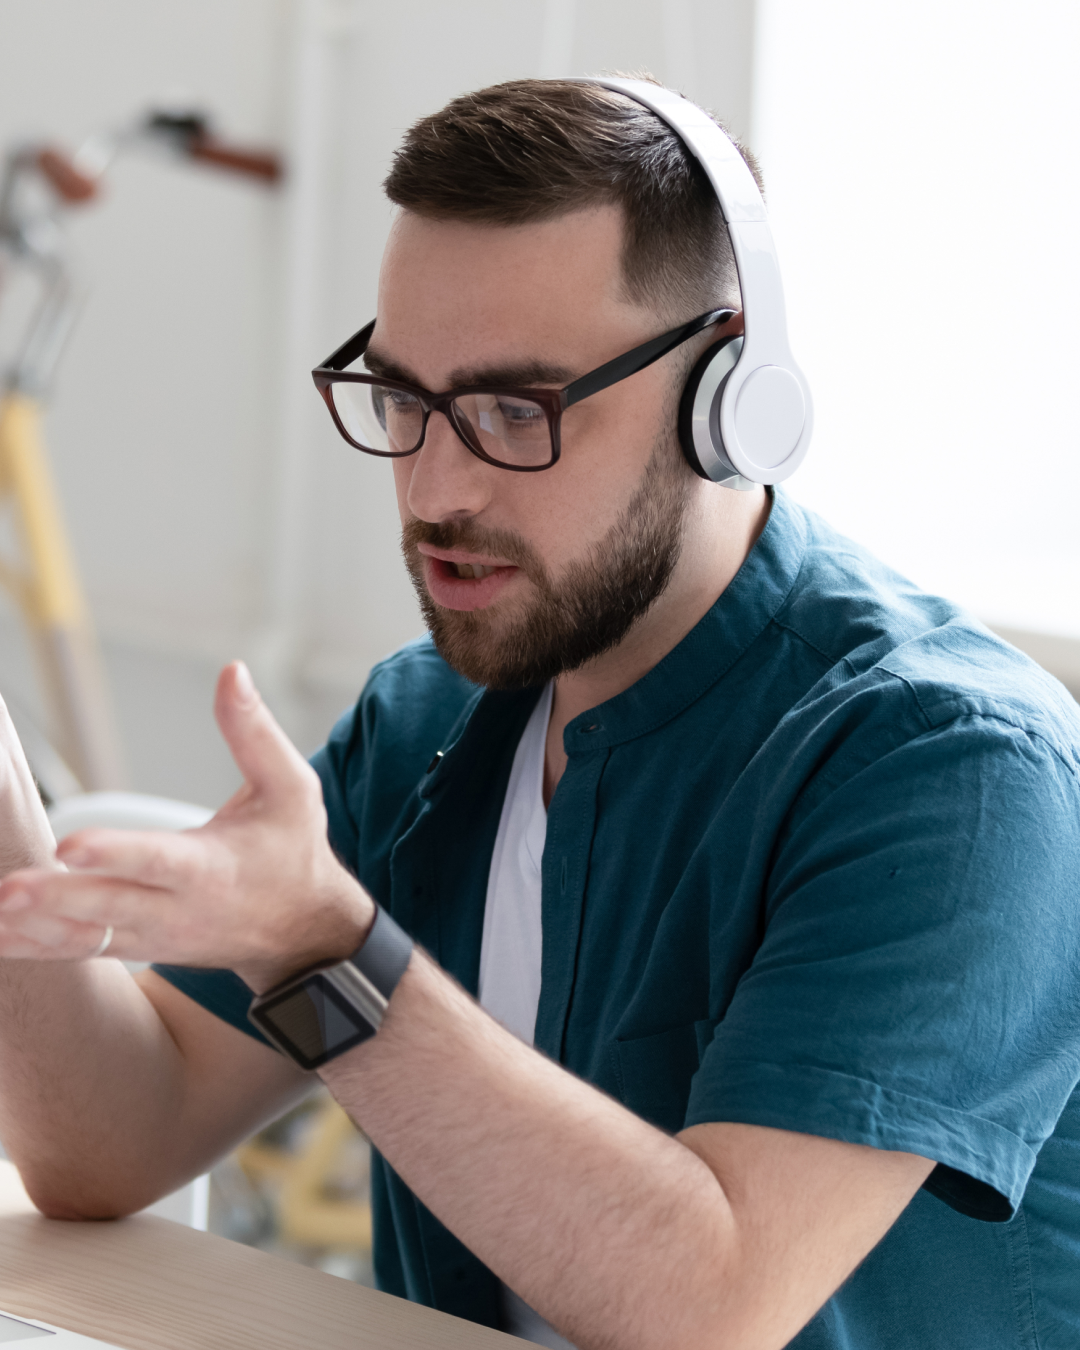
[328,382,554,467]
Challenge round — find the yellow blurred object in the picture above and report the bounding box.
[0,120,280,794]
[0,391,126,788]
[236,1096,372,1253]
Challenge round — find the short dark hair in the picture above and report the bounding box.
[383,76,764,321]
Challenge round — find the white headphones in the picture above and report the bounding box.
[572,77,812,488]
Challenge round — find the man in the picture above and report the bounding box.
[0,78,1077,1350]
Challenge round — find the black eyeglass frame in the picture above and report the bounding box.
[311,308,734,472]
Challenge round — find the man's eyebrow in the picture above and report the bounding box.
[361,346,421,384]
[447,359,576,389]
[362,345,575,390]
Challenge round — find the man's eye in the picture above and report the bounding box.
[497,399,543,423]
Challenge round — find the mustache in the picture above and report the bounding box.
[400,516,546,577]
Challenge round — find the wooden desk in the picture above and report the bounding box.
[0,1162,520,1349]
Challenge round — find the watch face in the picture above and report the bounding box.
[249,973,375,1070]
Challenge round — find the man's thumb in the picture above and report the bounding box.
[214,662,309,796]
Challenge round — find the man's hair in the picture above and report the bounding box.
[383,76,764,321]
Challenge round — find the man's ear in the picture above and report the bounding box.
[716,309,744,337]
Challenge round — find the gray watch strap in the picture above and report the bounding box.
[350,904,414,1010]
[246,904,415,1069]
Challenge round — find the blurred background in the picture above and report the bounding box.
[0,0,1077,1283]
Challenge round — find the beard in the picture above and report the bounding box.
[401,432,695,690]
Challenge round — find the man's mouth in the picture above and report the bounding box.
[450,562,498,579]
[420,552,521,612]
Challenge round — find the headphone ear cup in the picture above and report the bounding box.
[677,335,747,484]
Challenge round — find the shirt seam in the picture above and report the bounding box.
[767,614,843,670]
[880,669,1080,786]
[1007,1205,1043,1350]
[761,641,1079,791]
[686,1056,1035,1203]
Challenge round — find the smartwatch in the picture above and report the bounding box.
[248,905,414,1071]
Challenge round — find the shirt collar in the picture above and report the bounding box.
[561,488,807,754]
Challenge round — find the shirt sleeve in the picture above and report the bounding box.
[685,712,1080,1221]
[150,963,267,1044]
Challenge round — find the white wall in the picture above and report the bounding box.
[8,1,1070,807]
[752,0,1080,642]
[0,0,755,804]
[0,0,296,801]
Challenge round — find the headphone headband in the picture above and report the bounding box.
[567,77,812,484]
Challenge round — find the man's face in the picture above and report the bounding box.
[375,205,697,689]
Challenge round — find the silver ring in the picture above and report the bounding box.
[87,925,114,960]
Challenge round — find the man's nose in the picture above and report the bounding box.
[404,409,494,523]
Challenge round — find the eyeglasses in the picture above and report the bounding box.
[311,308,733,472]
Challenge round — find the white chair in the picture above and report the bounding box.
[47,791,213,839]
[48,790,215,1230]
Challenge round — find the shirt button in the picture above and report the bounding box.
[426,750,444,773]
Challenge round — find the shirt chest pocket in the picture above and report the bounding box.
[611,1019,717,1134]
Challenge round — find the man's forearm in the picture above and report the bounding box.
[0,959,195,1216]
[321,948,738,1350]
[0,961,306,1220]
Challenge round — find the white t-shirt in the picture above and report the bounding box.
[477,682,576,1350]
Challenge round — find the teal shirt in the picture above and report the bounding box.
[157,492,1080,1348]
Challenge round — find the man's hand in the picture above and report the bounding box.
[0,693,58,879]
[0,662,373,990]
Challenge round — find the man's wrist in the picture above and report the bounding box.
[248,903,414,1070]
[233,883,376,995]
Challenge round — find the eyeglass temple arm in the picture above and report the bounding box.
[314,308,733,385]
[317,319,377,374]
[563,309,734,408]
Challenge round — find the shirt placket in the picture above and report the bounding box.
[534,731,610,1063]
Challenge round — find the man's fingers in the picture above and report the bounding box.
[0,867,166,933]
[55,826,199,888]
[213,662,317,805]
[0,912,118,962]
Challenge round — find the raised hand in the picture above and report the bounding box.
[0,663,373,992]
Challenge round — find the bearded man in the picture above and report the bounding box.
[0,80,1077,1350]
